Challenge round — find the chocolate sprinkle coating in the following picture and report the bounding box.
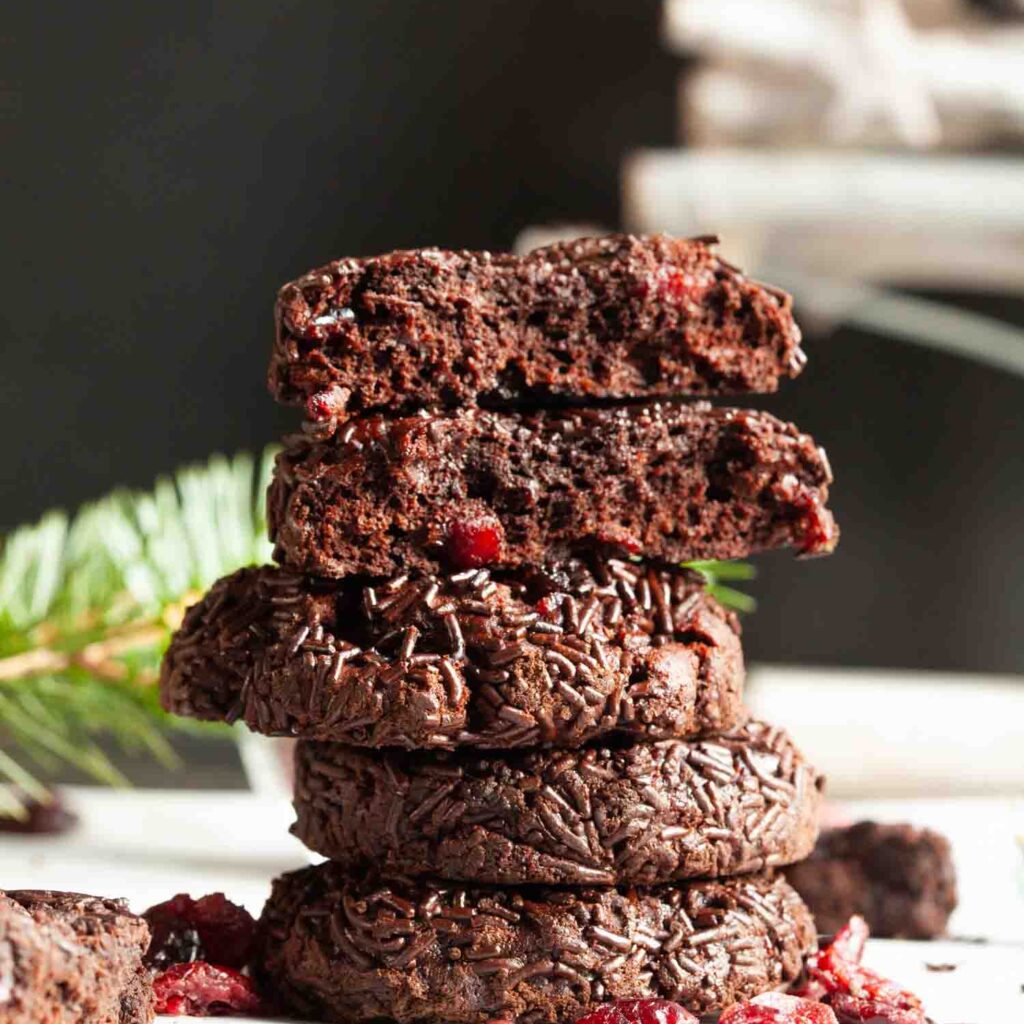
[0,890,153,1024]
[254,866,816,1023]
[785,821,958,940]
[270,233,805,417]
[160,557,746,749]
[268,402,837,579]
[292,719,822,885]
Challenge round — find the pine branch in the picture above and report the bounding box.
[683,560,757,613]
[0,448,276,813]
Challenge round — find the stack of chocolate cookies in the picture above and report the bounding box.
[161,234,837,1022]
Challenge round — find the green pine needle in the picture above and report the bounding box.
[682,560,757,613]
[0,448,276,814]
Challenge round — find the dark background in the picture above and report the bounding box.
[3,1,1022,674]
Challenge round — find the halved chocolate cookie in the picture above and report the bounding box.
[160,557,745,750]
[268,402,836,579]
[271,233,805,417]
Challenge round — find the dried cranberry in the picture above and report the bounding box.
[444,513,505,569]
[829,916,869,964]
[720,993,838,1023]
[773,473,838,558]
[152,961,262,1017]
[633,267,713,306]
[798,500,838,556]
[575,997,698,1024]
[594,525,643,556]
[306,384,350,422]
[827,994,927,1024]
[144,893,256,969]
[810,950,922,1010]
[660,268,706,304]
[804,916,924,1020]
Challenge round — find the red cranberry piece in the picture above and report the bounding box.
[594,525,643,556]
[144,893,256,969]
[153,961,263,1017]
[444,513,505,570]
[634,266,713,305]
[830,915,869,964]
[827,994,927,1024]
[632,265,714,305]
[575,997,698,1024]
[658,268,704,304]
[776,474,838,557]
[797,498,838,557]
[720,993,838,1023]
[306,384,351,422]
[805,917,924,1017]
[810,951,922,1010]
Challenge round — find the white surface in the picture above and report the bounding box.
[859,939,1023,1021]
[0,788,310,916]
[747,665,1024,798]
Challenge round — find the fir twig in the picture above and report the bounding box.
[0,448,276,814]
[683,559,757,613]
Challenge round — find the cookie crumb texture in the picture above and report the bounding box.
[254,866,816,1023]
[268,402,836,578]
[0,890,153,1024]
[160,558,746,749]
[785,821,958,940]
[293,720,822,885]
[271,234,805,416]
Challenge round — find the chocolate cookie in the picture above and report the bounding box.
[270,233,805,418]
[268,402,836,578]
[785,821,958,940]
[160,557,745,749]
[292,719,822,884]
[0,890,153,1024]
[254,866,816,1023]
